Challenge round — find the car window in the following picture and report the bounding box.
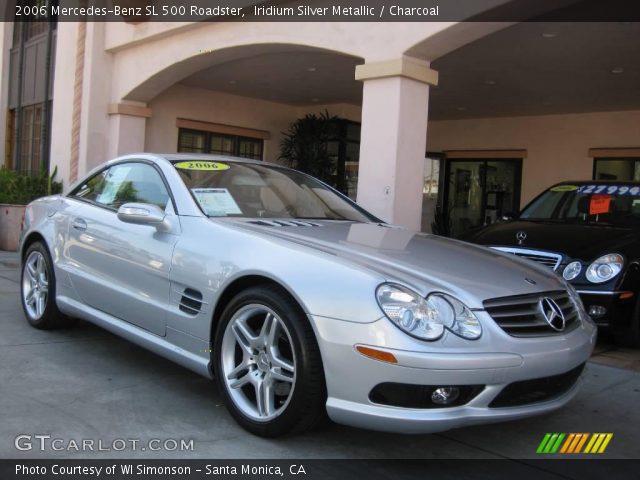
[520,191,564,219]
[72,163,170,210]
[172,160,377,222]
[521,184,640,226]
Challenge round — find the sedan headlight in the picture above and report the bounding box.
[376,284,482,341]
[586,254,624,284]
[562,261,582,281]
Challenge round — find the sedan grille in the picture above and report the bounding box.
[491,247,562,271]
[483,291,579,337]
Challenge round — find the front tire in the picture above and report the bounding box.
[21,242,75,329]
[214,285,326,437]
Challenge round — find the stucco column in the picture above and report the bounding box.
[355,57,438,230]
[107,103,152,159]
[51,22,113,186]
[49,22,81,185]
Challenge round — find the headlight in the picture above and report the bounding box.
[376,284,482,341]
[562,261,582,281]
[586,254,624,284]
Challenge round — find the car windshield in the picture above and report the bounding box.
[520,184,640,226]
[172,160,377,222]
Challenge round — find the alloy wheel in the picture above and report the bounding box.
[22,251,49,320]
[220,304,296,422]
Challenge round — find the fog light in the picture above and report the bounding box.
[431,387,460,405]
[588,305,607,318]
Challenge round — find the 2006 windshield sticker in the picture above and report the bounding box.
[174,161,230,171]
[550,185,578,192]
[577,184,640,196]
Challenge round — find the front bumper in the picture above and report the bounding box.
[576,290,636,329]
[310,311,597,434]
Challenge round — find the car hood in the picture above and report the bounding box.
[221,219,565,308]
[461,220,638,261]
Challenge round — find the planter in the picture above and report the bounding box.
[0,204,25,252]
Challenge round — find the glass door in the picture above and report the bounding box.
[421,153,444,232]
[326,121,360,199]
[444,159,522,237]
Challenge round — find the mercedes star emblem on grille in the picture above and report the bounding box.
[539,297,566,331]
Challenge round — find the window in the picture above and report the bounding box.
[594,158,640,181]
[178,128,263,160]
[72,163,170,210]
[13,3,57,45]
[423,154,442,198]
[8,4,57,173]
[9,103,45,174]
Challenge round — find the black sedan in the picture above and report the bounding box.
[460,181,640,347]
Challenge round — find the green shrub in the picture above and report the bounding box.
[0,167,63,205]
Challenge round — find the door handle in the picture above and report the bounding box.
[72,218,87,231]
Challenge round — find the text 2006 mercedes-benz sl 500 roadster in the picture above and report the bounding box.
[19,153,596,437]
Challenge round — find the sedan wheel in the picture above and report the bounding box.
[214,285,326,437]
[22,251,49,320]
[20,242,75,329]
[221,304,296,421]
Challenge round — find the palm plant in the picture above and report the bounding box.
[279,110,340,186]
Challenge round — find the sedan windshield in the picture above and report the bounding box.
[172,160,377,222]
[520,184,640,226]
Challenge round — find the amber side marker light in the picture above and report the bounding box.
[619,292,634,300]
[356,345,398,364]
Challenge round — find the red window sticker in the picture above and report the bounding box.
[589,194,611,215]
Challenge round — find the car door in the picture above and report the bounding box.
[64,161,178,336]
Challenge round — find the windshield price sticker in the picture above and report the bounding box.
[577,184,640,196]
[192,188,242,216]
[589,194,611,215]
[175,161,230,171]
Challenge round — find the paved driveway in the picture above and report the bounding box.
[0,251,638,460]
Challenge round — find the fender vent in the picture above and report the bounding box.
[179,288,203,316]
[249,220,323,227]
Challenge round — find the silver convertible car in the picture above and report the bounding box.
[19,153,596,437]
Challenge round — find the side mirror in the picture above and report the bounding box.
[117,203,167,229]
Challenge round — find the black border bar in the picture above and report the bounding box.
[4,0,640,22]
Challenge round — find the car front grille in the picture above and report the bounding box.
[483,290,580,337]
[489,363,585,408]
[491,247,562,271]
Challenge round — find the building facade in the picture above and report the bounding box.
[2,3,639,233]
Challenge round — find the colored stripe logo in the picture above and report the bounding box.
[537,433,613,454]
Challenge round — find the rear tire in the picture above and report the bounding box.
[213,285,326,437]
[21,242,75,330]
